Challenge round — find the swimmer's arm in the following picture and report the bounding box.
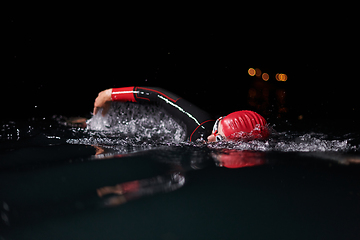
[94,87,213,141]
[93,88,112,116]
[93,87,136,116]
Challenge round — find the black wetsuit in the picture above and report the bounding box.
[112,86,215,141]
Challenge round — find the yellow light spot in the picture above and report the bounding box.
[276,73,288,82]
[262,73,269,81]
[248,68,256,76]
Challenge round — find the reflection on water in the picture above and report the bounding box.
[212,150,266,168]
[89,134,359,208]
[97,172,185,207]
[1,104,360,236]
[92,146,270,207]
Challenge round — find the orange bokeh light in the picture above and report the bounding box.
[248,68,256,76]
[248,68,256,77]
[255,68,262,77]
[276,73,288,81]
[262,73,269,81]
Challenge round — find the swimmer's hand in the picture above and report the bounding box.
[93,88,112,116]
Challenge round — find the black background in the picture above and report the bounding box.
[3,9,360,240]
[5,9,358,124]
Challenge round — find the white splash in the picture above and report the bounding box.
[207,132,356,152]
[67,102,186,147]
[65,102,358,154]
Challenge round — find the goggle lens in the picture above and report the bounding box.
[212,116,225,142]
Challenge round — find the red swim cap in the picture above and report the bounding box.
[220,110,269,140]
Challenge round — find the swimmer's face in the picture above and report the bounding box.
[207,119,226,142]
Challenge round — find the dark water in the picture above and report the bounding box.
[1,103,360,240]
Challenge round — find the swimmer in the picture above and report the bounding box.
[93,87,269,142]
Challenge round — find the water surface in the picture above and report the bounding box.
[1,103,360,240]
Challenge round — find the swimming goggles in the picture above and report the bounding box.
[212,116,225,142]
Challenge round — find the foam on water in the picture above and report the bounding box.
[87,102,185,142]
[206,131,356,152]
[64,102,359,155]
[66,102,186,153]
[1,102,358,155]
